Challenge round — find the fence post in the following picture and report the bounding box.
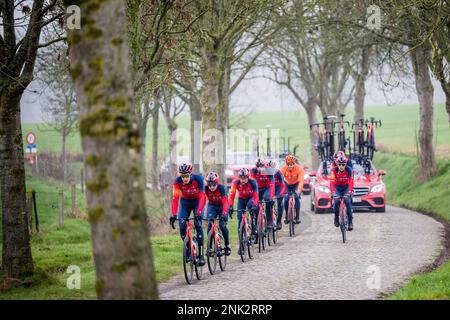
[32,190,39,232]
[58,190,64,227]
[27,190,33,234]
[71,184,76,217]
[80,168,84,193]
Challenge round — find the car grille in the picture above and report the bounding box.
[318,199,329,206]
[353,187,369,196]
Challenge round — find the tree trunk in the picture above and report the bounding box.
[68,0,158,299]
[411,46,437,181]
[168,125,178,182]
[201,53,224,176]
[0,92,34,278]
[305,101,320,169]
[354,47,369,124]
[62,130,67,183]
[151,100,160,190]
[190,104,201,173]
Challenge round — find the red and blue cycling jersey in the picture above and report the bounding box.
[171,174,206,215]
[206,183,228,214]
[274,169,286,195]
[229,179,259,206]
[250,166,275,198]
[330,166,354,194]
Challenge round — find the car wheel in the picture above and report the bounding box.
[310,200,315,212]
[302,191,311,195]
[375,207,386,213]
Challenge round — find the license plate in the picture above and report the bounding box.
[352,197,362,203]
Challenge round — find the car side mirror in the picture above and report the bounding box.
[378,170,386,176]
[309,171,316,177]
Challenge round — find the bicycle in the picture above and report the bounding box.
[237,209,255,262]
[267,198,278,246]
[257,201,267,253]
[285,191,297,237]
[206,218,227,274]
[333,195,351,243]
[365,117,381,160]
[171,217,203,284]
[336,114,350,152]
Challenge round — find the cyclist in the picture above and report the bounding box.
[228,167,259,252]
[267,159,286,230]
[330,155,354,231]
[330,150,353,171]
[205,172,231,256]
[280,154,303,225]
[169,163,206,266]
[250,157,275,228]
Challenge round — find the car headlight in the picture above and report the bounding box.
[225,170,233,176]
[371,184,383,193]
[304,174,310,180]
[317,186,330,194]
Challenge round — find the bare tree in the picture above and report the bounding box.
[66,0,158,299]
[36,44,78,182]
[1,0,65,278]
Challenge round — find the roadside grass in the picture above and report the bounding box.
[0,175,240,299]
[374,152,450,299]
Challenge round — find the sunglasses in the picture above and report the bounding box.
[337,164,346,167]
[180,174,191,179]
[207,182,217,187]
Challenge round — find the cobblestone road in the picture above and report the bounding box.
[159,198,444,300]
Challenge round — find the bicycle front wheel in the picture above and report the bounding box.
[218,233,227,271]
[183,236,194,284]
[194,237,203,280]
[239,224,247,262]
[340,207,347,243]
[289,204,295,237]
[207,230,217,275]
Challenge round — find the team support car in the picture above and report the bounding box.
[309,159,386,213]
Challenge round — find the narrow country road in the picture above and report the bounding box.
[159,196,444,300]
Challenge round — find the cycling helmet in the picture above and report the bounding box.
[238,167,250,177]
[178,162,193,174]
[206,172,219,183]
[335,156,348,165]
[285,154,296,165]
[267,159,277,168]
[334,151,346,159]
[255,157,265,168]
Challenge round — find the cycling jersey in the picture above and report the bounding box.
[274,169,286,195]
[205,183,228,214]
[229,178,259,206]
[330,166,354,194]
[250,166,275,198]
[172,174,206,215]
[280,164,304,192]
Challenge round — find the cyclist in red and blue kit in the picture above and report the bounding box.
[251,157,275,228]
[330,155,354,231]
[205,172,231,256]
[267,159,286,230]
[228,168,259,235]
[169,163,206,266]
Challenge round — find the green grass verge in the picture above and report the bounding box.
[374,152,450,300]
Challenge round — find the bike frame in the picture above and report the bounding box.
[209,218,221,254]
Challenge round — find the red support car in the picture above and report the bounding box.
[309,159,387,213]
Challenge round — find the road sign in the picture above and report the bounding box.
[26,132,36,145]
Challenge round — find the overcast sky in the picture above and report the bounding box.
[20,67,445,123]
